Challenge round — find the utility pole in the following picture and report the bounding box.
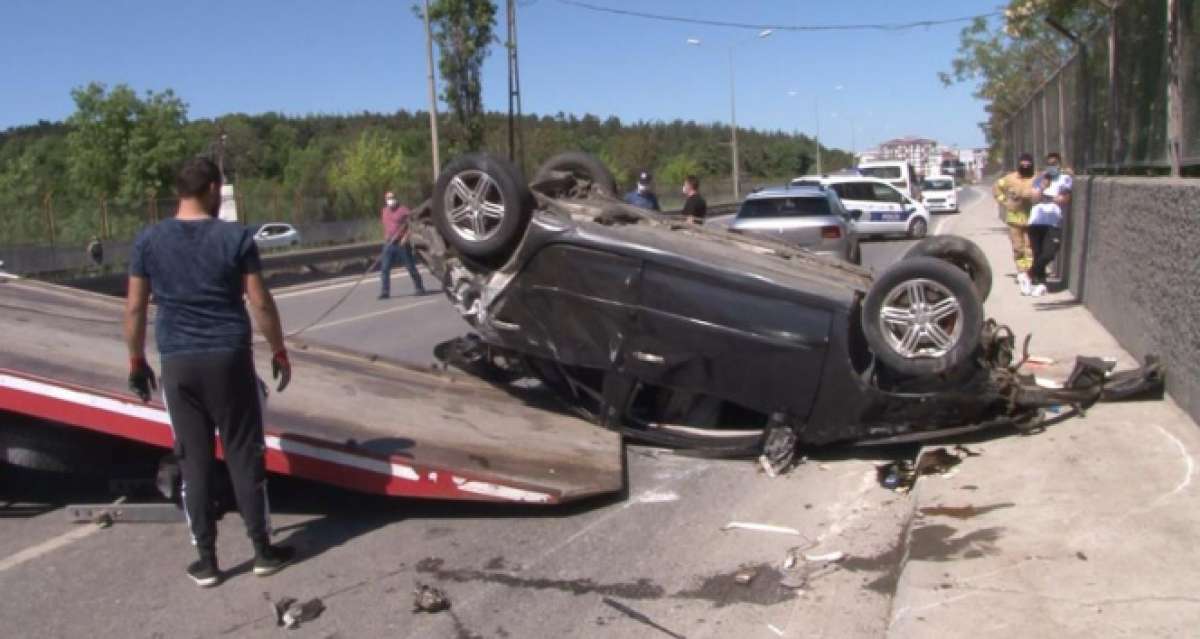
[815,96,823,175]
[423,0,441,179]
[505,0,525,172]
[729,48,739,201]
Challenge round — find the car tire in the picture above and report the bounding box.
[907,216,928,238]
[848,243,862,265]
[433,153,534,262]
[532,151,619,199]
[1,415,117,475]
[862,257,982,378]
[902,234,993,303]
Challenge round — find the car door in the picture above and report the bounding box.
[624,261,831,418]
[866,182,907,232]
[489,244,640,368]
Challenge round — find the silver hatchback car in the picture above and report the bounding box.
[728,185,861,263]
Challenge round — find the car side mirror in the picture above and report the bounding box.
[847,209,862,220]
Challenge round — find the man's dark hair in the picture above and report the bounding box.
[684,175,700,190]
[175,157,222,199]
[1046,151,1062,162]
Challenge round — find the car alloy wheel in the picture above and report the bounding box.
[908,217,928,238]
[443,169,507,243]
[878,278,963,359]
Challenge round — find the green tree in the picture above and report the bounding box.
[424,0,497,153]
[657,154,701,193]
[327,128,416,217]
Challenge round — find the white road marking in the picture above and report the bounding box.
[274,266,434,300]
[0,524,103,574]
[290,297,441,332]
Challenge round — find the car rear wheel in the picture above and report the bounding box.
[433,153,533,262]
[907,217,928,238]
[863,257,982,377]
[902,234,992,303]
[532,151,618,199]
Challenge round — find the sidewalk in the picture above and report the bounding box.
[887,190,1200,638]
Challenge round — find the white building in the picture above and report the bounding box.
[878,136,939,177]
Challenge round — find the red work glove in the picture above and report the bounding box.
[128,357,157,402]
[271,350,291,392]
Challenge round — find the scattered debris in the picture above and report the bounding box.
[803,551,845,563]
[636,490,680,504]
[758,422,799,477]
[413,583,451,613]
[918,503,1014,519]
[93,512,114,528]
[1076,551,1089,561]
[722,521,803,536]
[271,597,325,629]
[1034,376,1064,389]
[767,623,786,636]
[1025,355,1055,366]
[953,444,982,457]
[877,461,917,492]
[915,448,962,476]
[734,567,758,585]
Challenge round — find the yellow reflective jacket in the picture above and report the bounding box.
[993,171,1036,224]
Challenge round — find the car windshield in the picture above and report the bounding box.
[923,179,954,191]
[859,166,903,180]
[738,196,832,219]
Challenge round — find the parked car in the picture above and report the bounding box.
[921,176,959,214]
[405,151,1163,463]
[251,223,301,250]
[727,185,861,264]
[790,175,931,238]
[858,160,921,200]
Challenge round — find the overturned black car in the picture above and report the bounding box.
[407,151,1163,464]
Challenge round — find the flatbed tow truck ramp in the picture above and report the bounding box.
[0,278,622,504]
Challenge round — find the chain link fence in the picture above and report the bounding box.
[1002,0,1197,176]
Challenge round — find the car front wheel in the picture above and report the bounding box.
[862,257,982,377]
[907,216,928,238]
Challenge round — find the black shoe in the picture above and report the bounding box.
[378,292,390,300]
[187,555,221,588]
[254,544,296,577]
[413,289,427,297]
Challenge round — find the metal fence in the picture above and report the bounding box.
[1002,0,1197,176]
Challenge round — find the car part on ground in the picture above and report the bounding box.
[902,234,993,303]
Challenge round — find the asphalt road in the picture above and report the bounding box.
[0,187,984,638]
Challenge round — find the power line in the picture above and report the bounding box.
[556,0,998,32]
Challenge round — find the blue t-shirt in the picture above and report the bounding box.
[624,190,661,211]
[130,218,262,357]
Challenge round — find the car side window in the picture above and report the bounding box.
[871,183,903,204]
[841,182,871,201]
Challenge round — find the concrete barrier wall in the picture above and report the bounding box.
[1069,176,1200,424]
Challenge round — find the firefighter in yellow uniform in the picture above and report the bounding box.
[993,152,1038,294]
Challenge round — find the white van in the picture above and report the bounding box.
[857,160,920,200]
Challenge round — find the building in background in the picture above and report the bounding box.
[878,136,939,178]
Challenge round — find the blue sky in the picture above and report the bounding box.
[0,0,1001,151]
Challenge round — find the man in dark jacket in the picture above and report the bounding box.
[680,175,707,223]
[624,170,661,211]
[125,157,295,588]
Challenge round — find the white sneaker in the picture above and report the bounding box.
[1031,283,1047,297]
[1017,273,1032,296]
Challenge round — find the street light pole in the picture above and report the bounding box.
[689,30,771,202]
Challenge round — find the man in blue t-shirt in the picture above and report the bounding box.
[624,170,661,211]
[125,157,295,587]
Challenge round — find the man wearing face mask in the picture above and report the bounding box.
[379,191,426,299]
[125,157,295,587]
[680,175,707,223]
[993,152,1038,294]
[1027,152,1072,297]
[624,171,661,211]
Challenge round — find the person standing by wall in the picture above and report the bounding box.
[680,175,707,223]
[124,157,295,588]
[624,171,661,211]
[1027,152,1072,297]
[992,152,1038,294]
[379,191,426,300]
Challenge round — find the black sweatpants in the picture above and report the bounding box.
[161,349,270,552]
[1027,224,1062,285]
